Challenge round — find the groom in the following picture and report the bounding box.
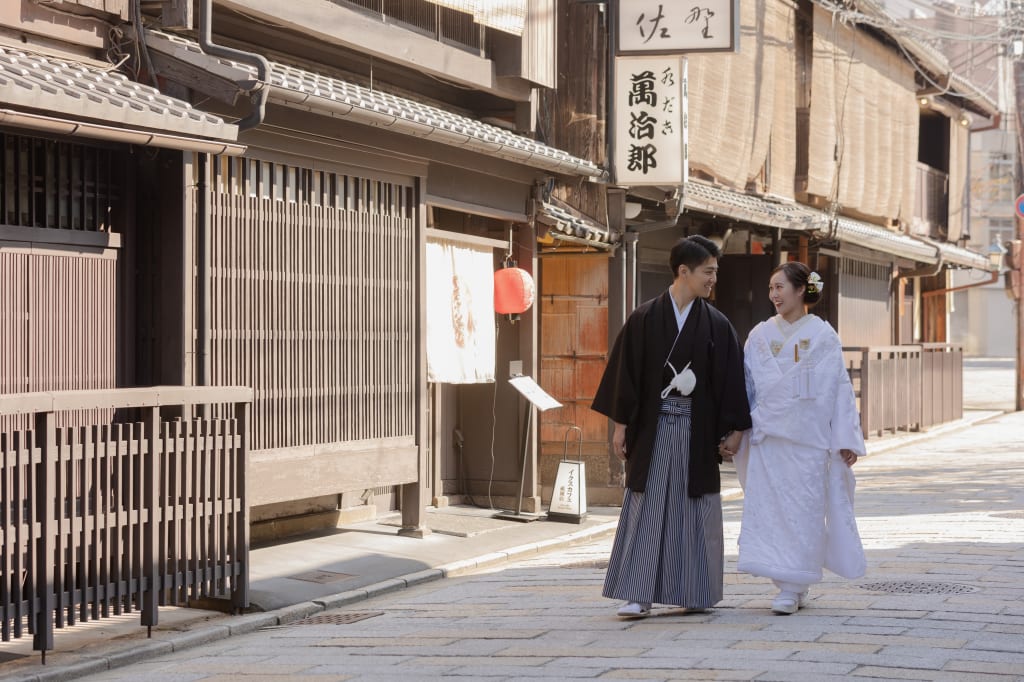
[592,235,751,617]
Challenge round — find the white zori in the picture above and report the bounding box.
[734,314,867,586]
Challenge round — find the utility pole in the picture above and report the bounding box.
[1015,54,1024,410]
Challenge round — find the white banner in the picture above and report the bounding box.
[426,239,496,384]
[613,55,687,186]
[617,0,739,53]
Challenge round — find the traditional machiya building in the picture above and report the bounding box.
[534,0,1000,505]
[1,0,609,537]
[1,0,1000,527]
[0,0,243,419]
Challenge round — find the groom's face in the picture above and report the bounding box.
[678,257,719,299]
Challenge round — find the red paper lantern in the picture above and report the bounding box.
[494,267,535,314]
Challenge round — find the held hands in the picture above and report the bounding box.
[713,432,858,466]
[718,430,743,461]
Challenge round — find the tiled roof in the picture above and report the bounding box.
[143,31,605,179]
[0,44,237,142]
[683,181,824,232]
[682,180,990,269]
[538,202,613,249]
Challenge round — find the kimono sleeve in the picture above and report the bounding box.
[829,344,866,456]
[742,336,757,407]
[715,318,753,437]
[591,312,643,425]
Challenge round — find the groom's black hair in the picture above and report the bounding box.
[669,235,720,277]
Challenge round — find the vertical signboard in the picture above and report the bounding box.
[613,55,687,186]
[616,0,740,54]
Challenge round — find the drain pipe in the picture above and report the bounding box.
[920,270,999,298]
[198,0,270,131]
[193,0,269,393]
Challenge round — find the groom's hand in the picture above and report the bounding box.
[612,422,628,461]
[719,430,742,460]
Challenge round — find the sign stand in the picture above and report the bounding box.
[493,376,562,523]
[548,426,588,524]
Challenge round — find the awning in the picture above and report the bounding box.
[935,241,992,272]
[681,180,993,270]
[0,44,242,154]
[537,201,613,250]
[142,30,605,179]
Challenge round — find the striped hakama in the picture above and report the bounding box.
[602,396,725,608]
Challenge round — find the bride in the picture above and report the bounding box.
[720,261,867,615]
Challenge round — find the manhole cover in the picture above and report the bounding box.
[990,512,1024,519]
[859,581,977,595]
[287,570,355,584]
[292,612,383,625]
[564,560,609,569]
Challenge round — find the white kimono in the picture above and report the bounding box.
[734,314,866,586]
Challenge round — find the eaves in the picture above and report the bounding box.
[682,180,992,270]
[143,30,606,180]
[0,43,242,154]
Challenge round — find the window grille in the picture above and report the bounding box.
[0,133,118,233]
[204,155,417,450]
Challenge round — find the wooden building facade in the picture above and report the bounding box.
[532,0,998,504]
[1,0,607,536]
[0,0,1000,526]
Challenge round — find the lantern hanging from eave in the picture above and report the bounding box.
[494,266,535,314]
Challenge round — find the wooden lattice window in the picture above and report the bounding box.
[0,133,118,233]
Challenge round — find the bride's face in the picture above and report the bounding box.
[768,270,805,319]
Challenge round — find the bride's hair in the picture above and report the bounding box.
[771,261,822,306]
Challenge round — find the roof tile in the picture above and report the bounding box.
[144,30,603,178]
[0,44,237,142]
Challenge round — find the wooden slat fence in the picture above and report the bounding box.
[0,386,251,662]
[843,344,963,438]
[920,343,963,428]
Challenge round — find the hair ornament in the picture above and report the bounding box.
[807,271,824,294]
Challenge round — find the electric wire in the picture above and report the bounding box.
[813,0,1020,107]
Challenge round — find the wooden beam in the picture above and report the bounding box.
[149,52,242,106]
[249,442,419,507]
[425,227,507,250]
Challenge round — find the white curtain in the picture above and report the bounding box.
[426,239,496,384]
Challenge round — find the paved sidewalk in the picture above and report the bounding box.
[0,407,1012,680]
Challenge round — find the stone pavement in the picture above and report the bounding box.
[2,358,1015,675]
[73,411,1024,680]
[961,358,1016,412]
[1,405,1020,681]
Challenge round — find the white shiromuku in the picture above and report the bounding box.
[734,314,867,585]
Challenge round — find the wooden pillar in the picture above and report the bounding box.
[1014,59,1024,411]
[401,175,430,537]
